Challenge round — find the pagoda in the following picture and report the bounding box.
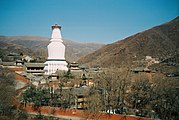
[44,24,68,75]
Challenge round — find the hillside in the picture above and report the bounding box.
[0,41,34,61]
[78,17,179,68]
[0,36,104,62]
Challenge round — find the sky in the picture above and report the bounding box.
[0,0,178,44]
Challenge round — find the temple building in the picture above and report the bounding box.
[24,63,45,75]
[44,24,68,75]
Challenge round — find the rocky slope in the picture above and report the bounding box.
[78,17,179,68]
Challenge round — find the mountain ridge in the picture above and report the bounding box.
[0,36,105,62]
[78,16,179,68]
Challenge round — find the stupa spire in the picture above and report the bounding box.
[51,24,63,42]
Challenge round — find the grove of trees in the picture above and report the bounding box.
[19,68,179,120]
[0,67,29,120]
[85,68,179,120]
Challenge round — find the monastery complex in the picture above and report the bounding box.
[0,24,161,120]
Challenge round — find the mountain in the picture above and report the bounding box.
[78,17,179,68]
[0,36,104,62]
[0,40,34,61]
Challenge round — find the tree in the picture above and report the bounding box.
[0,67,16,118]
[128,72,179,119]
[85,86,103,120]
[128,73,154,117]
[91,68,130,114]
[150,74,179,120]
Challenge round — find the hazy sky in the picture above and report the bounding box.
[0,0,178,43]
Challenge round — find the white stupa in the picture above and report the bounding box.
[44,24,68,75]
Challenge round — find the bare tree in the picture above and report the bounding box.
[150,74,179,120]
[92,68,130,114]
[85,86,103,120]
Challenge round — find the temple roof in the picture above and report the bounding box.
[24,63,45,68]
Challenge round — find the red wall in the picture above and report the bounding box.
[14,103,153,120]
[15,73,30,83]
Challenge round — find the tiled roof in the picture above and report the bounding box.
[24,63,45,68]
[131,67,150,72]
[2,62,15,66]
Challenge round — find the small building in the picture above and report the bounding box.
[69,62,81,71]
[2,62,15,66]
[15,60,24,66]
[47,73,59,82]
[145,56,159,66]
[131,67,151,73]
[75,94,87,110]
[22,55,34,62]
[6,52,21,61]
[72,87,89,110]
[24,63,45,75]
